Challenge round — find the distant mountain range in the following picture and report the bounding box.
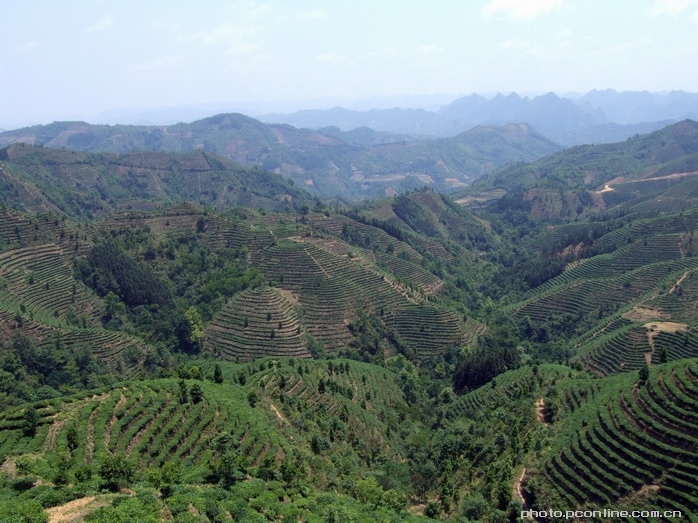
[0,114,560,199]
[260,90,698,146]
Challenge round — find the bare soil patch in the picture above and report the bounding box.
[46,496,111,522]
[644,321,688,333]
[536,399,550,426]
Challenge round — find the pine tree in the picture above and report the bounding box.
[190,384,203,404]
[178,380,188,403]
[213,364,223,384]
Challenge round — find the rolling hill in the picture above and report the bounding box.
[458,119,698,219]
[0,144,309,218]
[0,114,561,198]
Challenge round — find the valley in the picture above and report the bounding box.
[0,118,697,521]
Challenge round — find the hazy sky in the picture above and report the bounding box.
[2,0,697,127]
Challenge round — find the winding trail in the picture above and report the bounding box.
[514,467,528,505]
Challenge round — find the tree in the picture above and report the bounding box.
[639,364,650,384]
[22,406,39,436]
[66,424,79,451]
[178,380,188,404]
[280,452,306,486]
[659,347,668,364]
[190,383,204,404]
[189,366,203,380]
[148,461,181,497]
[382,489,406,512]
[355,476,383,507]
[256,454,278,481]
[184,306,205,352]
[459,492,487,520]
[99,454,135,491]
[213,364,223,384]
[247,390,258,407]
[53,453,72,486]
[208,443,248,488]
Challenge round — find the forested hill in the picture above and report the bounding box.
[457,119,698,219]
[0,144,311,219]
[0,114,560,198]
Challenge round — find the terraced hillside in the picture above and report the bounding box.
[459,119,698,218]
[0,309,152,377]
[239,358,411,461]
[0,242,103,326]
[354,190,495,255]
[252,239,467,355]
[0,208,90,253]
[0,357,416,486]
[0,115,560,198]
[205,286,310,360]
[0,378,294,478]
[0,143,309,218]
[445,364,579,419]
[1,203,477,377]
[510,208,698,375]
[531,359,698,516]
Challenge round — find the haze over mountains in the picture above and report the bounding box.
[2,90,696,202]
[2,115,698,519]
[261,89,698,145]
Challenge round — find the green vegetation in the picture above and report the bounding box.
[1,121,698,519]
[0,115,560,198]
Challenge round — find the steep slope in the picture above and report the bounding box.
[0,358,427,521]
[506,208,698,374]
[530,359,698,515]
[205,286,311,360]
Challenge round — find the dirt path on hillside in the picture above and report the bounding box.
[269,403,288,424]
[670,270,691,294]
[603,171,698,192]
[514,467,541,520]
[536,399,550,426]
[644,321,689,365]
[302,246,331,278]
[624,269,693,323]
[43,418,66,452]
[514,467,528,505]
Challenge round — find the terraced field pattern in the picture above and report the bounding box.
[534,359,698,516]
[0,357,413,482]
[192,208,475,360]
[513,209,698,375]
